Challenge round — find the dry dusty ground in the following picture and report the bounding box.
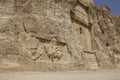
[0,70,120,80]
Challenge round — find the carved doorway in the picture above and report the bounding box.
[79,25,92,51]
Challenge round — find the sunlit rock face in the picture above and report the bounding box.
[0,0,119,71]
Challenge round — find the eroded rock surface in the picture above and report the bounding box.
[0,0,120,71]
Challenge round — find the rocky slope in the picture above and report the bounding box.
[0,0,119,71]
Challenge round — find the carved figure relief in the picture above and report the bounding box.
[27,37,69,63]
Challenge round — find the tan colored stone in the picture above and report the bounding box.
[0,0,119,71]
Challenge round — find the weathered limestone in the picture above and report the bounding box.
[0,0,120,71]
[0,0,14,15]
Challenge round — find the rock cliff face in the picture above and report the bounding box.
[0,0,120,71]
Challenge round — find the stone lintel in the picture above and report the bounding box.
[36,36,67,46]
